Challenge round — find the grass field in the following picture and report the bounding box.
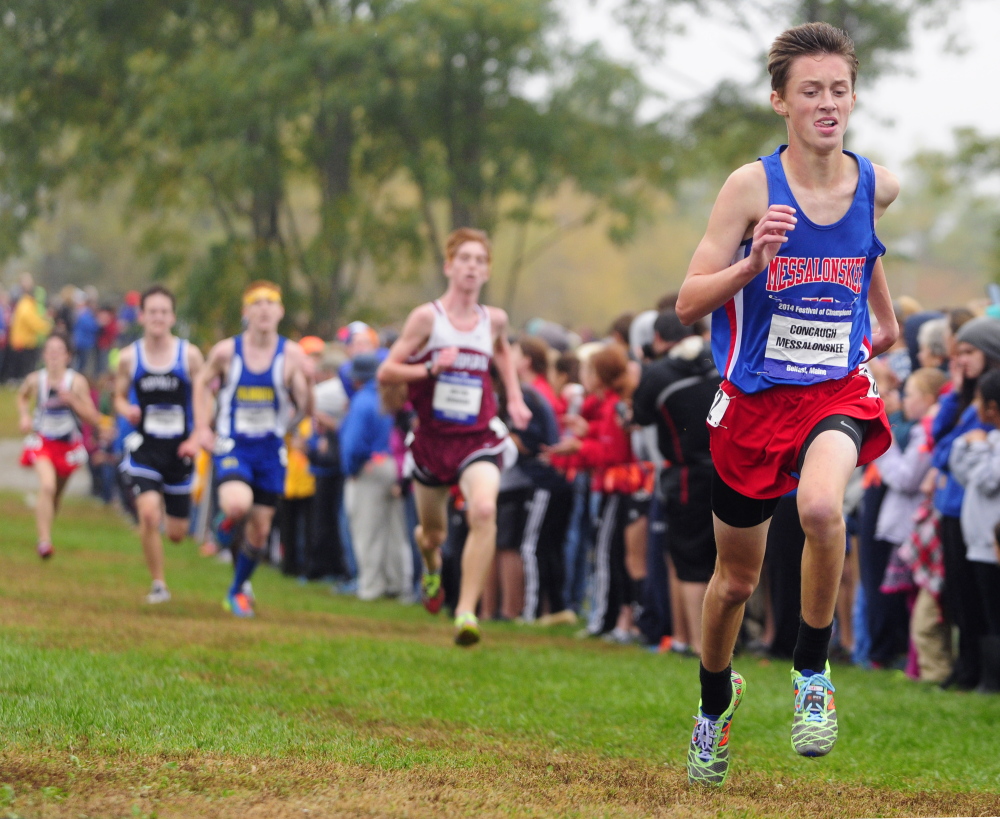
[1,492,999,818]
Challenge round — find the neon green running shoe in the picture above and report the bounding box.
[454,612,481,647]
[791,662,838,757]
[687,670,745,787]
[421,572,445,615]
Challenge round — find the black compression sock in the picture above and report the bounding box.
[792,619,833,674]
[699,663,733,717]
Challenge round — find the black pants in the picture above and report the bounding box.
[587,492,628,635]
[858,484,907,665]
[280,496,314,577]
[764,494,805,659]
[863,539,910,665]
[521,483,573,619]
[940,514,984,684]
[311,474,346,579]
[972,560,1000,637]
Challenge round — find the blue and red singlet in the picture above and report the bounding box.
[712,144,885,395]
[707,145,892,499]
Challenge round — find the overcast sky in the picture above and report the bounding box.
[564,0,999,172]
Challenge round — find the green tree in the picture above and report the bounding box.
[1,0,680,330]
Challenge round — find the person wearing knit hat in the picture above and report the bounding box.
[930,314,1000,692]
[955,316,1000,364]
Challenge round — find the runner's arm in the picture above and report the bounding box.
[489,307,532,430]
[192,339,232,450]
[113,345,142,426]
[177,343,207,460]
[16,373,37,433]
[376,305,439,385]
[676,164,792,325]
[868,259,898,357]
[66,373,105,428]
[285,342,314,427]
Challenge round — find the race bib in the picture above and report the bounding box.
[234,406,277,437]
[39,411,76,439]
[432,372,484,425]
[66,444,89,466]
[763,296,854,383]
[143,404,185,438]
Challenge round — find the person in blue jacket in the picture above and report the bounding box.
[930,316,1000,689]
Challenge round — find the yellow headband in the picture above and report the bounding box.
[242,286,282,307]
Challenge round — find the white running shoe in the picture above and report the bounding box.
[145,584,172,605]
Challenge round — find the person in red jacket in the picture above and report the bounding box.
[545,343,642,637]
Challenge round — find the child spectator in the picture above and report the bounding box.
[545,344,639,639]
[948,368,1000,693]
[872,367,948,669]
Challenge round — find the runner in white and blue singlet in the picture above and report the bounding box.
[193,281,312,618]
[675,23,900,787]
[115,285,204,604]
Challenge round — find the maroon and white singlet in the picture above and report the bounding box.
[405,300,516,486]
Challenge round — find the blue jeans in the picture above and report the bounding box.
[338,494,357,580]
[562,472,593,613]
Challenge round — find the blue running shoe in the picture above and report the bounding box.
[224,590,254,618]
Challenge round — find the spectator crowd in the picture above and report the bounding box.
[4,269,999,694]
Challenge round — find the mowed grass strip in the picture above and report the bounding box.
[1,493,999,818]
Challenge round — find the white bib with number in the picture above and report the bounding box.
[144,404,185,438]
[39,412,76,440]
[762,296,853,384]
[234,406,278,437]
[432,372,483,425]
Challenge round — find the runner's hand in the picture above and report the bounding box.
[747,205,796,274]
[177,434,200,460]
[195,426,216,454]
[19,415,32,434]
[507,397,532,430]
[122,403,142,427]
[432,346,459,375]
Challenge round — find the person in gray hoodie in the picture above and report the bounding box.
[949,367,1000,693]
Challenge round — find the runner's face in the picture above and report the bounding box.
[444,241,490,292]
[43,337,70,370]
[243,297,284,333]
[139,294,176,337]
[771,53,855,148]
[955,341,986,380]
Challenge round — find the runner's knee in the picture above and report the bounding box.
[416,523,445,552]
[165,523,186,543]
[711,567,757,608]
[466,497,497,530]
[138,503,162,531]
[797,495,845,542]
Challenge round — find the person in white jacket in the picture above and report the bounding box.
[869,367,947,668]
[949,367,1000,693]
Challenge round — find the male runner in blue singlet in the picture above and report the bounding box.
[675,23,900,786]
[192,281,313,617]
[116,285,204,603]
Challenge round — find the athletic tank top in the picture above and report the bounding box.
[407,300,498,435]
[131,338,192,446]
[215,334,292,445]
[34,369,81,442]
[711,145,886,395]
